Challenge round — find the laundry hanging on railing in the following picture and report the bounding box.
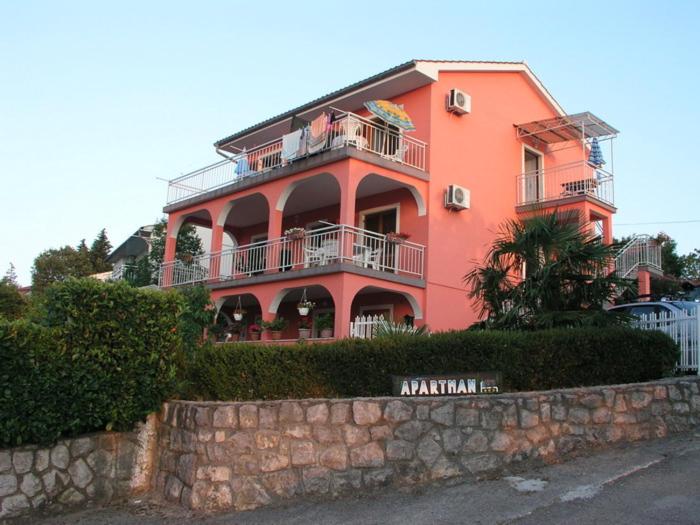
[281,128,303,162]
[307,112,329,154]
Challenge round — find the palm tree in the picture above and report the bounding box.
[464,211,634,329]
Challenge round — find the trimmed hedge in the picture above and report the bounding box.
[182,327,679,401]
[0,279,183,446]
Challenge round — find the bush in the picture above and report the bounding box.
[0,279,183,446]
[181,327,679,401]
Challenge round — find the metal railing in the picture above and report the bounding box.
[110,264,138,281]
[166,112,428,204]
[516,160,614,207]
[614,234,662,279]
[158,224,425,287]
[636,309,700,373]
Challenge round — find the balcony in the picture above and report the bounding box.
[158,224,425,288]
[516,160,615,209]
[166,112,428,206]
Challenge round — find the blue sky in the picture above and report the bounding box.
[1,1,699,285]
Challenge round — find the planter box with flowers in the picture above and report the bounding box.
[315,312,334,338]
[298,317,312,340]
[247,323,262,341]
[284,227,306,241]
[385,232,411,245]
[261,317,289,340]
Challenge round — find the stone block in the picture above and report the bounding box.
[212,406,237,428]
[194,406,211,427]
[519,409,539,429]
[313,425,343,444]
[1,493,30,516]
[430,455,461,480]
[430,403,455,426]
[614,395,628,412]
[592,407,611,424]
[386,438,416,461]
[306,403,329,424]
[239,405,259,429]
[320,445,348,470]
[673,402,690,414]
[34,449,50,473]
[67,458,93,489]
[394,420,430,441]
[568,407,591,425]
[613,413,636,424]
[330,403,351,424]
[70,437,95,457]
[20,473,42,498]
[12,451,33,474]
[342,425,370,446]
[462,454,501,474]
[262,470,300,498]
[370,425,392,441]
[353,401,382,426]
[232,454,259,476]
[0,474,18,497]
[196,466,231,482]
[259,453,290,473]
[58,487,85,505]
[176,454,196,486]
[629,391,653,409]
[456,408,480,427]
[0,452,11,473]
[363,467,393,487]
[441,428,463,454]
[302,466,331,494]
[463,430,489,453]
[350,442,385,468]
[384,400,413,422]
[290,441,316,466]
[232,477,269,511]
[551,404,567,421]
[282,424,312,439]
[255,430,281,450]
[416,404,431,420]
[416,436,442,466]
[279,402,304,423]
[330,470,362,495]
[259,406,278,429]
[490,431,513,452]
[579,394,604,408]
[668,385,683,401]
[481,410,501,430]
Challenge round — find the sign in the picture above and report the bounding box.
[391,372,501,397]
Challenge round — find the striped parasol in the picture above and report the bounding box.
[363,100,415,131]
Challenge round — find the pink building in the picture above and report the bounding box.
[160,60,622,341]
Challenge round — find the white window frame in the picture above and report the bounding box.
[522,145,545,203]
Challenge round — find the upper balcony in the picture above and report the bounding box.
[166,112,428,207]
[514,112,618,211]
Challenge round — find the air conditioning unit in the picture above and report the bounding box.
[447,89,471,115]
[445,185,470,211]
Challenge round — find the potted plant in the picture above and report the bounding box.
[261,317,288,340]
[298,317,312,340]
[224,322,243,342]
[247,323,262,341]
[284,227,306,241]
[385,232,410,244]
[315,313,334,338]
[297,299,315,316]
[233,308,246,322]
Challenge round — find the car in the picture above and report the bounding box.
[608,300,698,318]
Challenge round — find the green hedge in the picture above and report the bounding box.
[0,279,183,446]
[182,327,679,401]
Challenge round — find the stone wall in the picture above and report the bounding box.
[155,377,700,512]
[0,415,157,521]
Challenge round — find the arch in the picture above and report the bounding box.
[351,285,423,320]
[276,172,341,214]
[357,173,426,217]
[268,284,335,314]
[218,193,270,231]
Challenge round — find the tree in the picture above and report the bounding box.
[31,246,94,293]
[465,211,634,330]
[89,229,113,273]
[0,264,26,320]
[681,249,700,281]
[146,218,204,284]
[654,232,684,278]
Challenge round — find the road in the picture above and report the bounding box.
[24,433,700,525]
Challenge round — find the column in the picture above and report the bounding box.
[209,223,225,279]
[638,268,651,301]
[266,209,284,274]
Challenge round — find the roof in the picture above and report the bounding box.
[214,60,566,151]
[106,225,154,263]
[515,112,619,143]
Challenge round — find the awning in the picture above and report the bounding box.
[515,112,618,144]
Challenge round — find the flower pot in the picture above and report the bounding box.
[287,232,305,240]
[320,328,333,338]
[249,331,261,341]
[270,331,283,340]
[233,312,243,321]
[227,333,240,342]
[298,328,311,339]
[298,307,310,316]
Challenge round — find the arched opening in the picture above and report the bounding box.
[269,285,336,339]
[279,173,341,228]
[351,286,423,326]
[218,193,270,278]
[214,293,263,342]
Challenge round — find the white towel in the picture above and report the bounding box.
[281,129,303,161]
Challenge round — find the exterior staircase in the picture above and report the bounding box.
[614,234,663,279]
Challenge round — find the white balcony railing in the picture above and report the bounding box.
[516,160,614,207]
[158,224,425,288]
[614,234,662,279]
[166,112,428,205]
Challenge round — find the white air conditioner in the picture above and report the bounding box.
[445,185,470,211]
[447,89,471,115]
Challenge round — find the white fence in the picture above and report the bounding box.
[636,310,700,373]
[166,112,428,205]
[350,315,385,339]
